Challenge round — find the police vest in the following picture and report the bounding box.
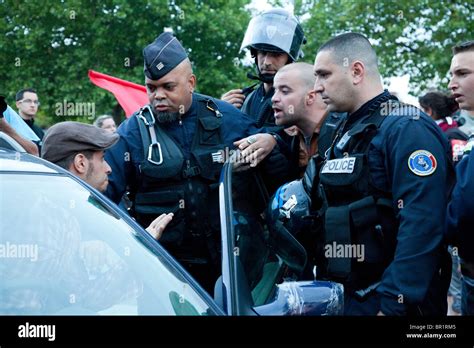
[133,94,225,263]
[316,98,402,291]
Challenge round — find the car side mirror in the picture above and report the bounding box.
[253,280,344,316]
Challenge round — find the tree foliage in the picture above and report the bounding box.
[288,0,474,94]
[2,0,473,128]
[0,0,251,126]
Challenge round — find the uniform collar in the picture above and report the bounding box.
[347,90,394,125]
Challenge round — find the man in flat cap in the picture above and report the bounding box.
[104,32,274,293]
[42,121,172,240]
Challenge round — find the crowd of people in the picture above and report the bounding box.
[1,7,473,316]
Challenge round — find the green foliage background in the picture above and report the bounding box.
[1,0,473,128]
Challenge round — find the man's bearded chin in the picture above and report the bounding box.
[154,110,181,123]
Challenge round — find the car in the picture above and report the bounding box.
[0,141,343,316]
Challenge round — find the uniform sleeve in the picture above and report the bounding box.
[104,119,138,204]
[446,151,474,261]
[377,116,452,315]
[216,99,261,145]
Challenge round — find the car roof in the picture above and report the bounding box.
[0,148,64,174]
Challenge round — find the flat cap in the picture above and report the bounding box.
[143,32,188,80]
[42,121,119,163]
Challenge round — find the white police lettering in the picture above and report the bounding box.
[321,157,356,174]
[18,322,56,341]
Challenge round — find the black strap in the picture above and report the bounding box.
[325,205,352,279]
[136,105,184,171]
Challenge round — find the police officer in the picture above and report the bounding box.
[104,32,261,293]
[221,8,306,130]
[311,33,453,315]
[446,40,474,315]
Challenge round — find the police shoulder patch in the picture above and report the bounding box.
[408,150,437,176]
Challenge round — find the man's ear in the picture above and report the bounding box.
[306,89,317,106]
[188,74,196,93]
[351,61,365,85]
[70,153,89,175]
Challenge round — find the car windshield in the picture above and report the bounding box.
[0,173,214,315]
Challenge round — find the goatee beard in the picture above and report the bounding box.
[154,110,181,124]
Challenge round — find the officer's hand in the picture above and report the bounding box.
[146,213,174,240]
[221,89,246,109]
[377,311,386,316]
[233,134,277,170]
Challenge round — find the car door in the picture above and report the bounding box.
[218,155,344,316]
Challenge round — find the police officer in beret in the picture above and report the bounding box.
[104,32,264,293]
[310,32,454,315]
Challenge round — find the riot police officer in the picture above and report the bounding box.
[104,32,261,293]
[311,32,454,315]
[221,8,306,130]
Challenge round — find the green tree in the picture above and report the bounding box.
[0,0,251,127]
[273,0,474,94]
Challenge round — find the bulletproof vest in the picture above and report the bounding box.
[133,94,225,264]
[316,100,401,291]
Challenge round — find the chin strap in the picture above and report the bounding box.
[246,72,274,84]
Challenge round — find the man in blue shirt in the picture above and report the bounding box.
[1,95,40,155]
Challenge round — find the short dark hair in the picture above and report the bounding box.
[419,91,459,120]
[54,150,95,170]
[15,88,37,101]
[452,40,474,55]
[318,32,379,74]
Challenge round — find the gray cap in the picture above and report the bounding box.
[42,121,119,163]
[143,32,188,80]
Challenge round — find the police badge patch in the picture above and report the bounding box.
[408,150,437,176]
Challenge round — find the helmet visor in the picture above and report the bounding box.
[240,12,299,57]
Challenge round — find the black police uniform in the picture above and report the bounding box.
[311,90,454,315]
[447,145,474,315]
[242,83,277,130]
[105,93,260,293]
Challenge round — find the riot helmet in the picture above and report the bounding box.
[240,8,306,63]
[266,179,312,238]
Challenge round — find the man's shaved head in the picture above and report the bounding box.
[318,32,380,77]
[278,62,315,91]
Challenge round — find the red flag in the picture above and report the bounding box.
[88,70,148,118]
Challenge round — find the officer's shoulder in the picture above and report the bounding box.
[116,111,141,138]
[381,103,433,129]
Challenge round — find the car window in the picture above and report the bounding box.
[0,173,214,315]
[231,171,302,306]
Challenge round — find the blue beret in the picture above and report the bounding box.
[143,32,188,80]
